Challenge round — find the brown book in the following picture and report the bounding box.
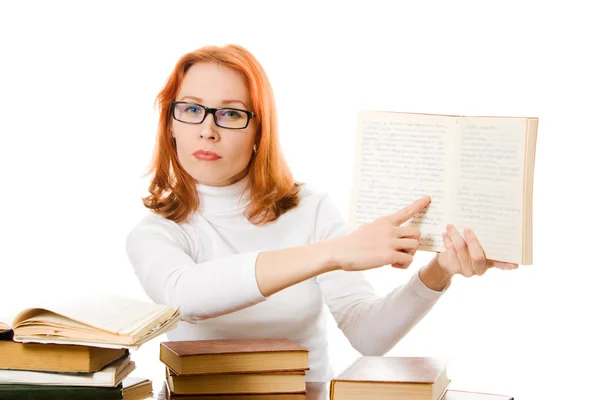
[442,390,514,400]
[0,339,128,373]
[163,380,306,399]
[330,356,450,400]
[0,354,134,387]
[122,376,154,400]
[160,338,309,375]
[166,394,306,400]
[166,367,306,395]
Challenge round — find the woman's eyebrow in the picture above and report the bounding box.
[180,96,248,109]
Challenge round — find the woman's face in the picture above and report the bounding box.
[172,62,257,187]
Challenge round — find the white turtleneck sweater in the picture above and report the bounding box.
[126,176,448,382]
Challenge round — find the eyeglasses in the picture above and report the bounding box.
[170,101,255,130]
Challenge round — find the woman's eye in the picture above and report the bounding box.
[184,106,200,114]
[223,110,241,119]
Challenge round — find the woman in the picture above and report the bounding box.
[126,44,517,382]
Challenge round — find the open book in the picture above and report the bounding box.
[349,111,538,265]
[0,295,180,350]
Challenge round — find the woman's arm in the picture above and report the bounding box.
[317,267,445,355]
[314,194,518,356]
[256,195,431,296]
[126,217,267,322]
[312,194,448,355]
[127,196,431,322]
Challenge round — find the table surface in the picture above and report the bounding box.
[154,381,329,400]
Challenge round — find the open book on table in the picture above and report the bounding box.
[349,110,538,265]
[0,295,180,350]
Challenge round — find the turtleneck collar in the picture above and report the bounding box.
[196,174,251,214]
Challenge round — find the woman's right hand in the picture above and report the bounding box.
[328,196,431,271]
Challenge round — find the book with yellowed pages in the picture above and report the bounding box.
[0,353,134,387]
[442,389,514,400]
[330,356,450,400]
[0,338,128,373]
[160,338,309,375]
[0,295,180,350]
[162,381,307,399]
[166,393,306,400]
[349,110,538,265]
[165,367,306,395]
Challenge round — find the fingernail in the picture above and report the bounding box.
[447,224,455,233]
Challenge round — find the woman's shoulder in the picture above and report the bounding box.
[130,211,178,229]
[296,182,337,210]
[127,211,192,244]
[293,182,346,226]
[295,182,347,240]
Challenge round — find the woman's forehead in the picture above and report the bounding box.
[178,63,250,106]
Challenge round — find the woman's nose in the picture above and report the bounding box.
[198,117,219,141]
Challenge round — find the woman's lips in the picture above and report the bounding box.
[193,150,222,161]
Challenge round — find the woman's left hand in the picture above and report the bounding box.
[437,224,519,277]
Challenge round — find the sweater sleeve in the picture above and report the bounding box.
[314,194,449,355]
[125,215,266,323]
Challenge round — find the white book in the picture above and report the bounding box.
[349,110,538,265]
[0,354,135,387]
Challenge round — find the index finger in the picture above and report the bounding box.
[390,195,431,225]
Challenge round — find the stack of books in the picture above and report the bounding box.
[329,356,513,400]
[160,338,310,399]
[0,295,181,399]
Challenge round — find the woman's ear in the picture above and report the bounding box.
[254,131,261,147]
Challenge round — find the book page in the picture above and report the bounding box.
[12,295,173,335]
[451,117,528,263]
[0,321,10,334]
[348,111,457,250]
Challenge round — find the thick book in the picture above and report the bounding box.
[442,390,514,400]
[166,393,306,399]
[166,368,306,395]
[0,337,128,373]
[0,354,134,387]
[0,295,180,349]
[162,381,306,399]
[330,356,450,400]
[160,338,309,375]
[0,376,153,400]
[349,110,538,265]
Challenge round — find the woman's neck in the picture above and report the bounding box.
[196,174,250,213]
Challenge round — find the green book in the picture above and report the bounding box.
[0,376,152,400]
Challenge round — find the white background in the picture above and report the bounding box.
[1,1,598,399]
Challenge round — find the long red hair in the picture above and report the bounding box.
[142,44,301,224]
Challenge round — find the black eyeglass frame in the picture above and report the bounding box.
[170,101,256,130]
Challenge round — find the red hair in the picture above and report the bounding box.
[142,44,301,224]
